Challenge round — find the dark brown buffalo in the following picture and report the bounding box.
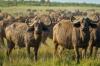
[32,14,52,45]
[53,17,98,63]
[5,18,51,61]
[0,17,15,48]
[0,11,15,22]
[87,14,100,58]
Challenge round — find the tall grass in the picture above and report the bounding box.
[0,38,100,66]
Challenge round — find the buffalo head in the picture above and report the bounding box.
[27,16,51,34]
[71,16,98,31]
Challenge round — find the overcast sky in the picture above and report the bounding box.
[45,0,100,4]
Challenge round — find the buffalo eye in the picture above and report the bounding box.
[73,22,81,27]
[27,27,34,32]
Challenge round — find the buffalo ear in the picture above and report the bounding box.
[90,23,97,28]
[73,22,81,28]
[27,27,34,32]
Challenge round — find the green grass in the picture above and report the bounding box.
[0,38,100,66]
[0,6,100,66]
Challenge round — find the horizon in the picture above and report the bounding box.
[37,0,100,4]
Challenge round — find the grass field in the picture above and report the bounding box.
[0,6,100,14]
[0,6,100,66]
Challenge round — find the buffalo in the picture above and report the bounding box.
[87,13,100,58]
[5,17,51,61]
[0,15,15,48]
[53,16,98,63]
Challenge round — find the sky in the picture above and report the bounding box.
[48,0,100,4]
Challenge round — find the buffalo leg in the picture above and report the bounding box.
[42,32,48,45]
[34,46,39,61]
[6,48,13,57]
[58,46,64,58]
[74,46,80,63]
[2,37,4,46]
[6,44,14,58]
[87,41,93,57]
[82,48,87,59]
[93,46,98,59]
[26,46,30,57]
[54,43,58,56]
[0,37,4,48]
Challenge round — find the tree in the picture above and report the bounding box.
[41,0,45,3]
[21,0,24,4]
[14,0,17,6]
[40,0,50,3]
[47,0,50,3]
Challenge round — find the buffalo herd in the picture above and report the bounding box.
[0,9,100,63]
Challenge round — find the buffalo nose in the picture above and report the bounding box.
[82,28,88,31]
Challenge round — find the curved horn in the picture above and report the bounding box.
[88,15,100,23]
[93,15,100,23]
[72,20,80,24]
[33,16,38,20]
[29,20,38,27]
[27,16,38,26]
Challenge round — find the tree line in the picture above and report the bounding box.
[0,0,99,7]
[0,0,50,6]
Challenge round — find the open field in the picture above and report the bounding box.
[0,6,100,14]
[0,6,100,66]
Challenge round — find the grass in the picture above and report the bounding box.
[0,6,100,15]
[0,6,100,66]
[0,38,100,66]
